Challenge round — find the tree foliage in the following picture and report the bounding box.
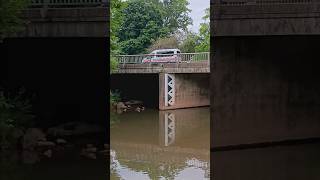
[110,0,127,73]
[148,36,179,52]
[116,0,192,55]
[177,8,210,53]
[111,0,126,54]
[117,0,166,55]
[112,0,208,55]
[0,0,29,42]
[179,32,198,53]
[195,8,210,52]
[162,0,192,34]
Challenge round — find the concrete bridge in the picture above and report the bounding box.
[111,53,210,110]
[1,0,108,125]
[15,0,108,37]
[211,0,320,149]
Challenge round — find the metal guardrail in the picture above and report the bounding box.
[115,52,210,64]
[29,0,108,7]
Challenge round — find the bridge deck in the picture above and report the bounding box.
[114,52,210,74]
[115,61,210,74]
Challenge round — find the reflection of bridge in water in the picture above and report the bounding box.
[110,108,210,179]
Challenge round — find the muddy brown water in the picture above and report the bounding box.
[2,106,320,180]
[110,107,211,180]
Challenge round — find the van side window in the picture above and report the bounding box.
[158,51,174,54]
[157,51,175,57]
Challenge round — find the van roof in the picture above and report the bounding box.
[151,49,181,53]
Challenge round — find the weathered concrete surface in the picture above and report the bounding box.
[212,2,320,36]
[160,73,210,110]
[213,143,320,180]
[115,61,210,74]
[111,73,210,110]
[15,7,108,37]
[211,36,320,148]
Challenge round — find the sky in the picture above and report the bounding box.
[187,0,210,33]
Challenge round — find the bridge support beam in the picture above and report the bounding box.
[159,73,210,110]
[211,36,320,148]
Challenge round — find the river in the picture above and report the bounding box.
[110,107,210,180]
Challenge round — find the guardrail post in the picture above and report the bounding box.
[39,0,49,18]
[44,0,49,7]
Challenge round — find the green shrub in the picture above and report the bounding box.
[110,90,121,104]
[110,56,119,73]
[0,87,35,149]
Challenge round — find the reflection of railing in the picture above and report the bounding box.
[29,0,107,7]
[115,52,210,64]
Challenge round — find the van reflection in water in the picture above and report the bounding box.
[110,107,210,180]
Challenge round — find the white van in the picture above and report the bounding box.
[142,49,181,63]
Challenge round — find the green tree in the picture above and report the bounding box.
[179,32,198,53]
[110,0,126,73]
[162,0,192,34]
[111,0,126,54]
[118,0,166,55]
[0,0,29,42]
[195,8,210,52]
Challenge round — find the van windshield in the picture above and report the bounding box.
[156,51,175,57]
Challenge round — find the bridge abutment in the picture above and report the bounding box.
[212,36,320,148]
[159,73,210,110]
[111,72,210,110]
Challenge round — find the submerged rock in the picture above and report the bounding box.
[83,144,97,153]
[116,102,127,110]
[37,141,56,147]
[104,144,109,149]
[56,138,67,144]
[85,153,97,160]
[135,107,141,112]
[22,150,40,164]
[12,128,25,140]
[23,128,46,150]
[86,144,94,148]
[43,149,53,158]
[86,147,97,153]
[124,100,143,106]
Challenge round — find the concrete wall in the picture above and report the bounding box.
[16,7,108,37]
[211,36,320,148]
[212,2,320,36]
[159,73,210,110]
[111,73,210,110]
[213,143,320,180]
[1,37,108,127]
